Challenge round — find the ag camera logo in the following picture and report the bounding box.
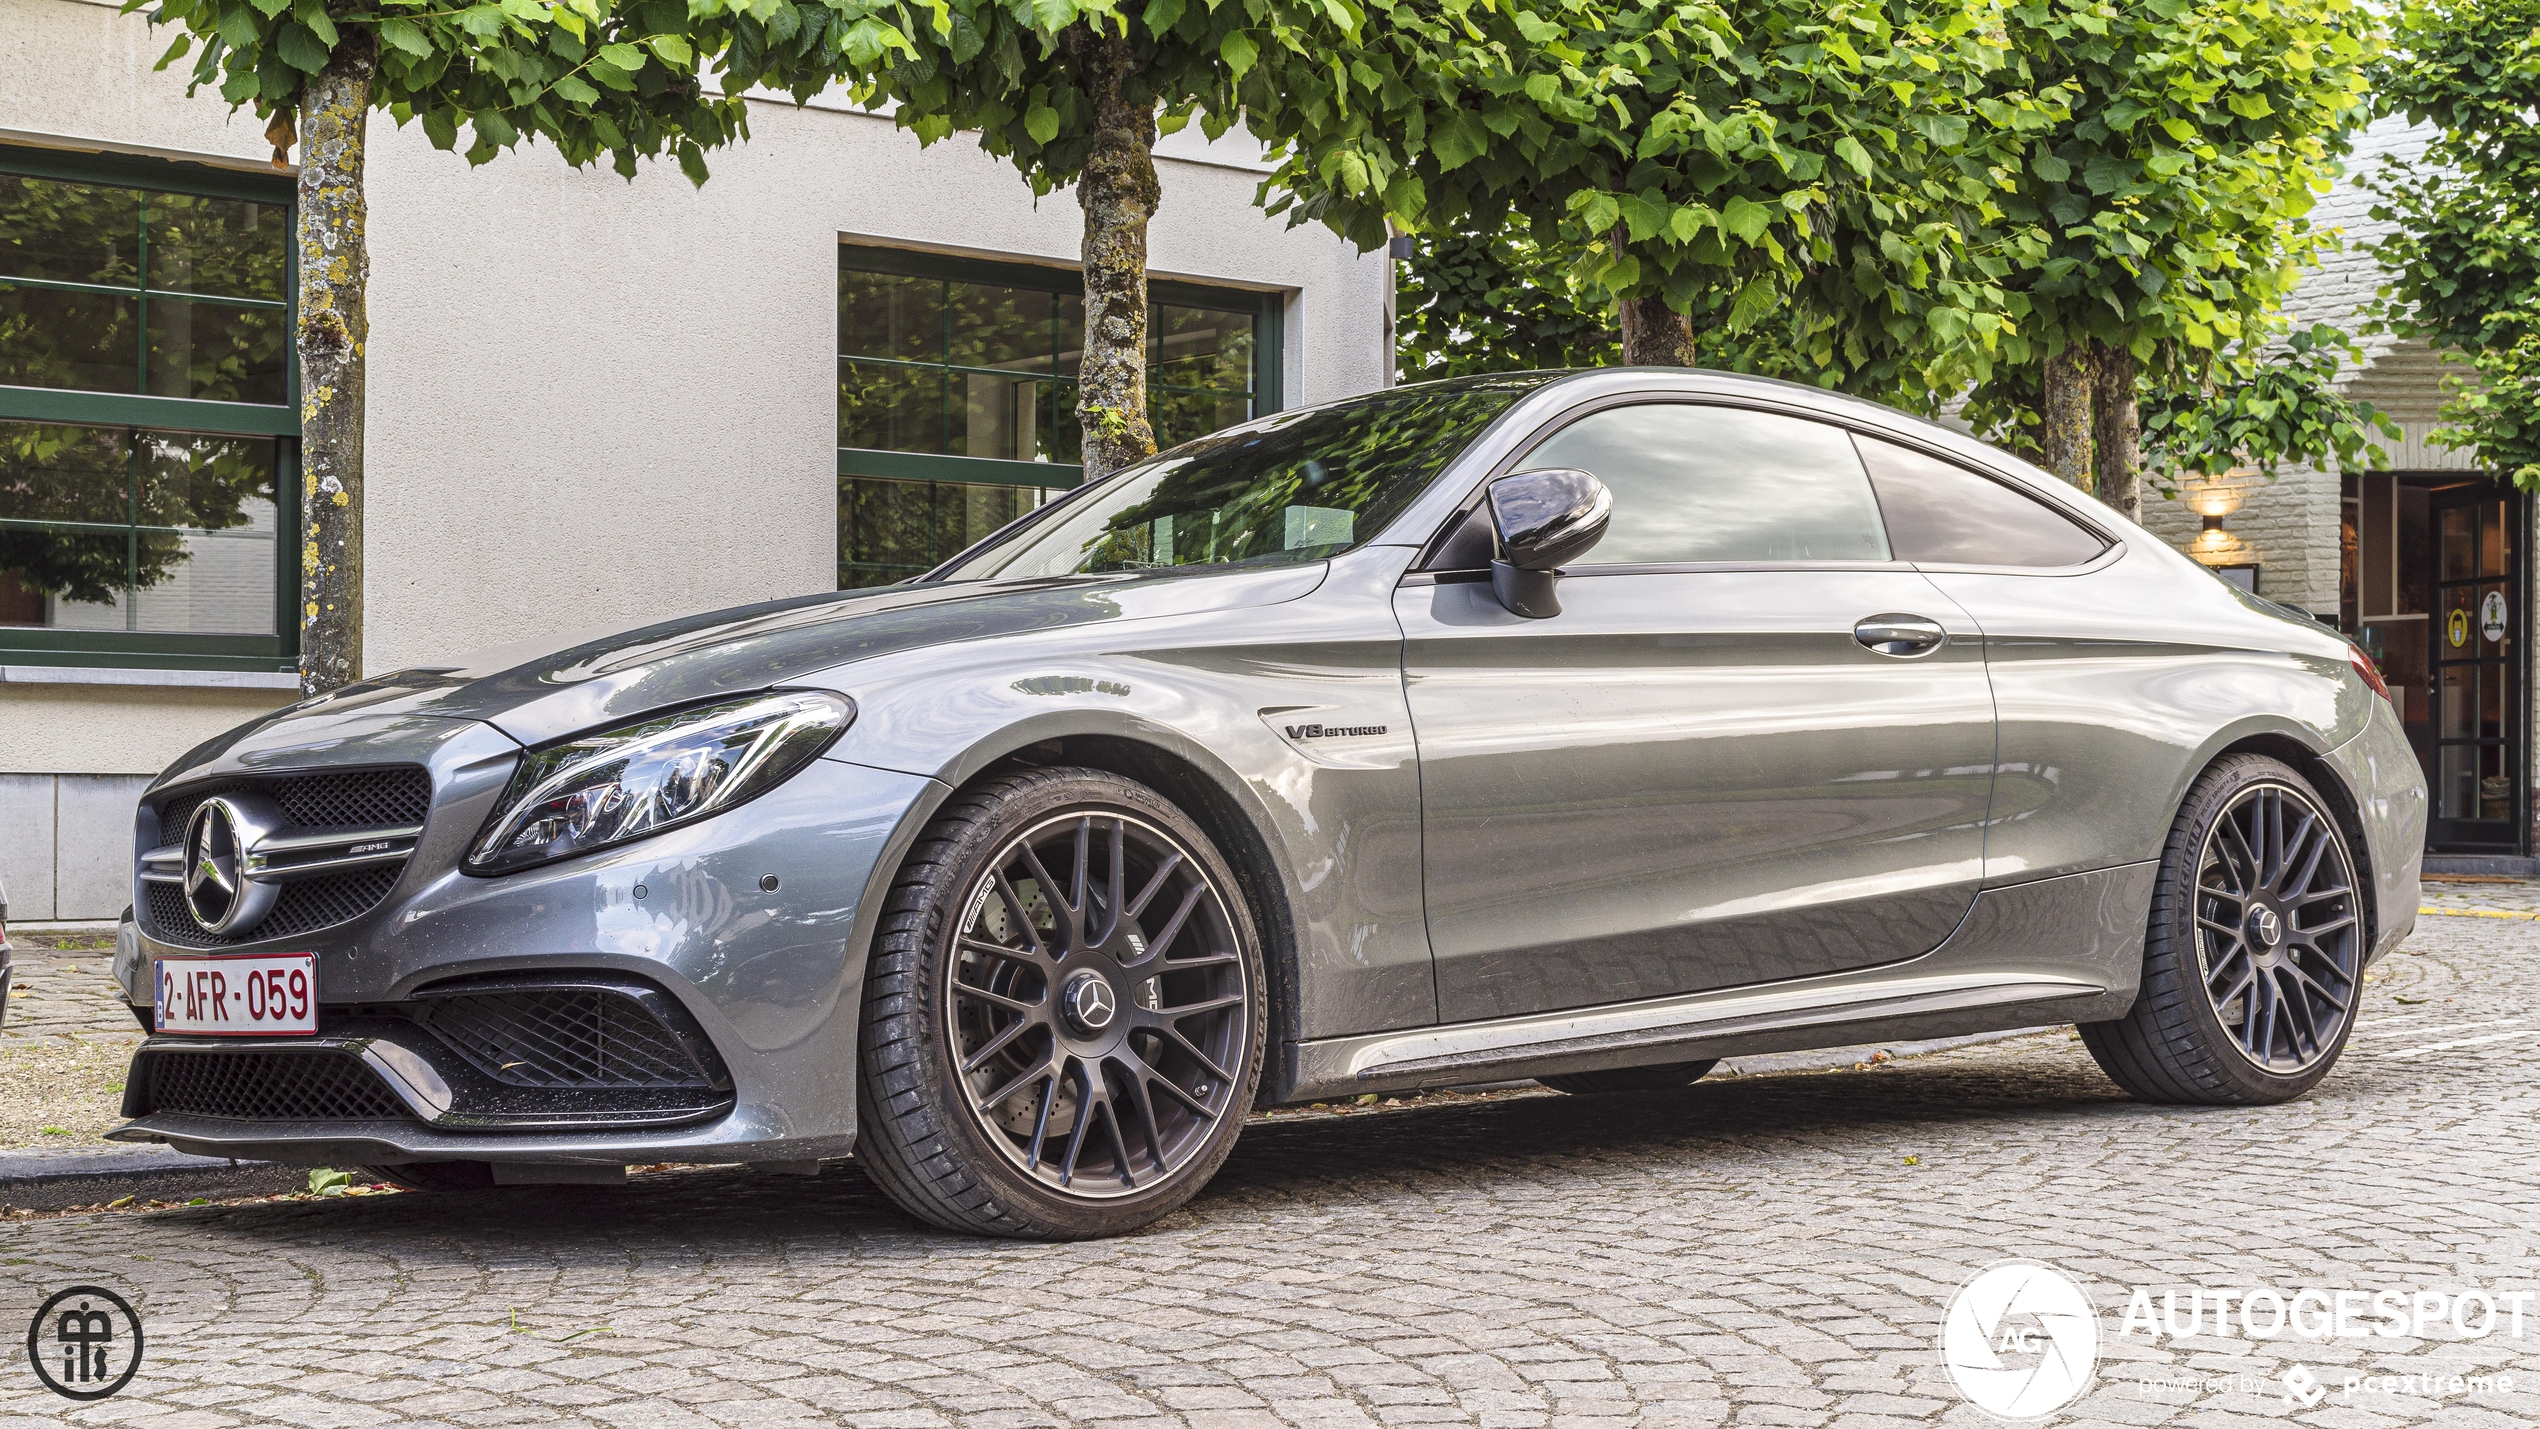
[1941,1261,2101,1419]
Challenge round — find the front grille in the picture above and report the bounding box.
[142,1049,411,1121]
[142,767,429,946]
[144,865,404,950]
[417,983,730,1091]
[155,766,433,846]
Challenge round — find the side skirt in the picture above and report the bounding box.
[1282,861,2155,1101]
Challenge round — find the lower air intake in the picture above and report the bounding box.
[141,1049,411,1121]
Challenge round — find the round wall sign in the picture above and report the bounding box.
[2447,608,2470,648]
[2481,589,2508,643]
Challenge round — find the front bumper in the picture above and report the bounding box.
[112,745,943,1167]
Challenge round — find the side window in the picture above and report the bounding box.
[1856,434,2110,567]
[1516,404,1890,565]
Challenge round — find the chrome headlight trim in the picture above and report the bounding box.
[465,690,854,876]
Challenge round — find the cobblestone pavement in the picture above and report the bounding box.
[3,907,2535,1429]
[0,947,143,1148]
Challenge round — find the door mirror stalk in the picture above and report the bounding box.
[1485,468,1612,618]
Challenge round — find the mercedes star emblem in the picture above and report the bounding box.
[1064,972,1118,1032]
[182,798,276,935]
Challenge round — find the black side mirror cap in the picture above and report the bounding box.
[1485,467,1611,618]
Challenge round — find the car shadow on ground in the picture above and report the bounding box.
[104,1056,2158,1258]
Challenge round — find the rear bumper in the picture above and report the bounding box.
[111,754,944,1167]
[2324,699,2428,965]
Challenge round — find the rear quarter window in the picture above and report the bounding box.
[1855,435,2110,568]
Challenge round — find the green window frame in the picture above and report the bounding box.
[1,144,299,672]
[837,243,1284,587]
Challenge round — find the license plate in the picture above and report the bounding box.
[154,953,317,1036]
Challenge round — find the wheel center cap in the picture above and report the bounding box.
[1062,971,1118,1033]
[2248,905,2284,949]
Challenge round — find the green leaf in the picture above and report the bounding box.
[2030,150,2069,183]
[246,0,287,19]
[646,34,692,66]
[292,0,335,46]
[216,5,262,50]
[1219,30,1257,78]
[273,20,331,73]
[1832,136,1872,178]
[1721,195,1772,244]
[551,73,599,104]
[1023,104,1059,145]
[1431,110,1489,172]
[596,42,647,70]
[377,17,432,57]
[473,109,519,149]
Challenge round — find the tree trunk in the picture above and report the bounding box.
[294,33,374,697]
[1617,293,1697,366]
[2089,341,2141,521]
[2040,348,2094,495]
[1073,36,1160,482]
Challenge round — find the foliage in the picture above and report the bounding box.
[2137,323,2400,493]
[2369,0,2540,486]
[1398,222,1619,380]
[0,426,273,604]
[1248,0,2066,391]
[130,0,805,180]
[1958,0,2381,441]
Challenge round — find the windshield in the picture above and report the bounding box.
[940,376,1546,581]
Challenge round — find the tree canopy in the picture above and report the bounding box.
[2369,0,2540,486]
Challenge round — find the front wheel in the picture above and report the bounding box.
[854,768,1267,1239]
[2080,754,2366,1105]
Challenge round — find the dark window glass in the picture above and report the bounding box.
[836,251,1257,468]
[839,475,1042,588]
[1855,435,2109,567]
[0,171,290,404]
[0,421,279,633]
[1517,403,1890,564]
[945,378,1540,580]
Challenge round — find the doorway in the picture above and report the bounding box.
[2350,473,2531,855]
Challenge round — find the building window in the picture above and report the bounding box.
[837,245,1281,587]
[0,147,297,670]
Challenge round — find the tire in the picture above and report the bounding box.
[1537,1059,1718,1095]
[853,767,1268,1239]
[2079,754,2366,1106]
[357,1161,497,1191]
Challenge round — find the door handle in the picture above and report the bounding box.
[1855,614,1947,657]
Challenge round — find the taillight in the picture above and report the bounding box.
[2350,651,2395,706]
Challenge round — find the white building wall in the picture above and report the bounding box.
[0,0,1391,915]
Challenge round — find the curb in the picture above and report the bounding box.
[2419,904,2540,922]
[0,1145,302,1213]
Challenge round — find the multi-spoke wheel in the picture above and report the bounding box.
[2080,754,2366,1105]
[854,767,1265,1238]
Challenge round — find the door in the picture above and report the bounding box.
[1398,401,2000,1025]
[2425,483,2524,851]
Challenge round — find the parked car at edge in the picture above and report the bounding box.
[112,369,2427,1237]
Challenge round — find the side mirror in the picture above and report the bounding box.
[1485,467,1611,618]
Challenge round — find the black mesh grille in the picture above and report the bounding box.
[145,866,404,950]
[143,1050,411,1121]
[155,767,432,846]
[424,988,719,1090]
[143,767,429,946]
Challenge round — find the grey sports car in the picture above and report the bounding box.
[110,368,2426,1238]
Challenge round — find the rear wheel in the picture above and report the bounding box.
[854,768,1266,1239]
[1537,1059,1718,1095]
[2080,754,2365,1105]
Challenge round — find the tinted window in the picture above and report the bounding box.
[944,378,1542,580]
[1856,435,2109,567]
[1516,404,1890,564]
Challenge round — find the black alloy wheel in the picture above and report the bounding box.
[2080,754,2366,1105]
[948,810,1250,1196]
[2192,779,2363,1074]
[855,767,1266,1238]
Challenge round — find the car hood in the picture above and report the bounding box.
[159,565,1329,785]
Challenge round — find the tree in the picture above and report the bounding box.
[1249,0,2061,395]
[2369,0,2540,486]
[130,0,776,691]
[717,0,1359,479]
[1956,0,2380,517]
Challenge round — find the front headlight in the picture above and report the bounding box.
[466,690,853,875]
